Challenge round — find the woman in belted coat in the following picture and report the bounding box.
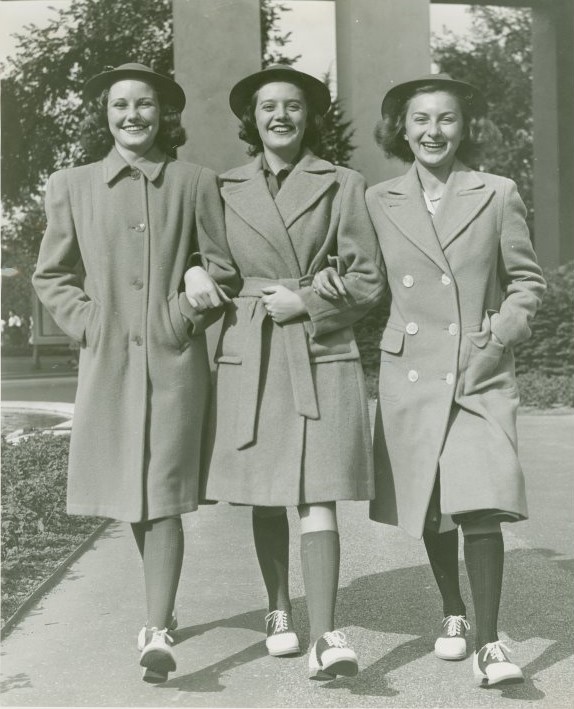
[185,64,384,680]
[317,74,545,687]
[33,63,237,683]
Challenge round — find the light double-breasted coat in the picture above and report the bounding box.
[366,161,546,539]
[201,150,385,506]
[33,147,236,523]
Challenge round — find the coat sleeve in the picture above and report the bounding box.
[297,170,386,338]
[179,167,242,333]
[32,170,93,344]
[491,179,546,346]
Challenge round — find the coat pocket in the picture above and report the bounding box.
[461,335,517,396]
[84,298,102,349]
[167,290,192,350]
[308,325,360,362]
[214,304,243,365]
[378,326,405,402]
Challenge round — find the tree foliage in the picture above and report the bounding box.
[432,6,533,229]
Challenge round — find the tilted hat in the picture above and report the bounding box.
[229,63,331,118]
[381,73,486,119]
[84,62,186,112]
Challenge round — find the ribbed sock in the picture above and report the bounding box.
[139,516,184,629]
[252,509,291,611]
[300,530,340,644]
[423,528,466,617]
[463,531,504,650]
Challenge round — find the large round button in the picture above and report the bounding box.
[448,323,459,336]
[408,370,419,382]
[445,372,455,385]
[441,274,451,286]
[132,279,144,290]
[132,335,143,346]
[130,168,141,180]
[134,223,146,232]
[402,274,414,288]
[406,322,419,335]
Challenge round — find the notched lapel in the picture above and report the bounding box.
[275,170,337,229]
[433,164,494,249]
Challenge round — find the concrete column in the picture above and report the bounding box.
[335,0,431,186]
[532,1,574,268]
[173,0,261,173]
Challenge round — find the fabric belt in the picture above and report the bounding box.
[234,276,319,449]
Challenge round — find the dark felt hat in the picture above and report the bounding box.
[84,62,186,112]
[229,64,331,118]
[381,73,486,119]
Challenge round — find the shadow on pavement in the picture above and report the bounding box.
[154,546,571,700]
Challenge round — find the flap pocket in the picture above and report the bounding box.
[379,327,404,354]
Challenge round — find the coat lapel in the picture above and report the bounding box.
[274,151,337,229]
[432,162,494,249]
[377,164,450,271]
[220,157,302,277]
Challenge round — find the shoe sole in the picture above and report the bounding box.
[141,667,168,684]
[435,649,467,661]
[474,669,524,687]
[309,667,337,681]
[268,645,301,657]
[322,658,359,677]
[140,649,176,676]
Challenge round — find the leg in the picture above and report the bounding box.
[299,503,357,679]
[253,506,300,657]
[462,518,523,686]
[423,527,469,661]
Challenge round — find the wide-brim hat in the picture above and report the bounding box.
[229,63,331,118]
[381,73,486,119]
[84,62,186,112]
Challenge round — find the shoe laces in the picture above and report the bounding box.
[148,627,173,644]
[265,610,289,632]
[323,630,348,648]
[443,615,470,637]
[482,640,510,662]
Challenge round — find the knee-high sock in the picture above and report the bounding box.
[463,531,504,650]
[423,528,466,617]
[138,516,184,629]
[252,510,291,611]
[301,530,340,644]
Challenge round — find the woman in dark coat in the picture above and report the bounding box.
[316,74,546,686]
[185,64,384,680]
[33,63,236,683]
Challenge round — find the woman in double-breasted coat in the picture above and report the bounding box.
[33,63,237,682]
[185,65,384,680]
[346,74,544,687]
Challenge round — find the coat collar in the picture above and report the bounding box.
[375,161,494,268]
[102,146,167,184]
[220,150,337,277]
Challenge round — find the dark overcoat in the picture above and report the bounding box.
[366,162,546,538]
[202,151,385,506]
[33,147,235,522]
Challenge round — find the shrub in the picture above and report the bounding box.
[517,372,574,408]
[1,435,102,623]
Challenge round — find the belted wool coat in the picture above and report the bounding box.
[366,161,546,539]
[201,151,385,506]
[33,147,236,522]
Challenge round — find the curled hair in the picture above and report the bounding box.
[80,87,186,161]
[237,88,324,156]
[374,84,499,166]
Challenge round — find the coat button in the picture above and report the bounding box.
[405,321,419,335]
[402,274,414,288]
[445,372,455,385]
[130,168,141,180]
[408,369,419,382]
[132,335,143,346]
[448,323,459,336]
[441,274,452,285]
[132,223,146,232]
[132,279,143,290]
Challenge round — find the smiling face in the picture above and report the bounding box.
[107,79,160,158]
[404,90,464,175]
[254,81,308,161]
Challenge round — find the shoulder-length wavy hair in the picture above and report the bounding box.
[80,86,186,161]
[238,87,324,156]
[374,83,499,166]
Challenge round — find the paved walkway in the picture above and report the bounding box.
[1,415,573,708]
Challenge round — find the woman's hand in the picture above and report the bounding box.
[261,285,307,323]
[184,266,231,311]
[312,267,347,300]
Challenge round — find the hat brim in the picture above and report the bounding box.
[84,68,186,112]
[381,77,486,119]
[229,67,331,118]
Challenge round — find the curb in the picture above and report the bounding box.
[1,519,112,640]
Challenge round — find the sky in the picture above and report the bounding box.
[0,0,473,72]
